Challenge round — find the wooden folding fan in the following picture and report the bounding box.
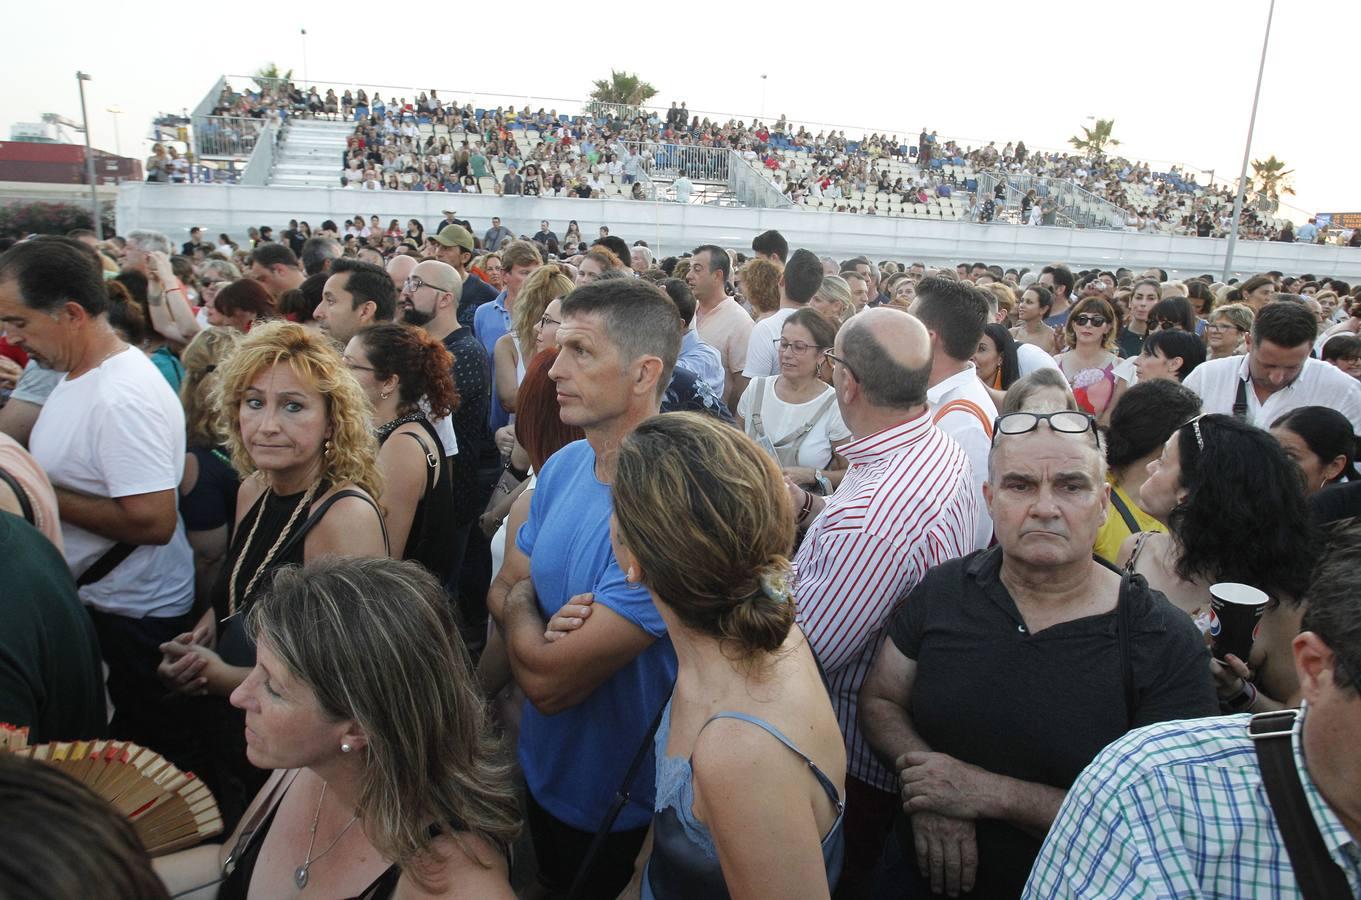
[2,724,223,855]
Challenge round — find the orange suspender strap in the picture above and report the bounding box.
[933,399,994,438]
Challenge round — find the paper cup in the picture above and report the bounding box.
[1207,583,1269,661]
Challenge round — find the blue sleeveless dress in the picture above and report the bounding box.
[642,700,845,899]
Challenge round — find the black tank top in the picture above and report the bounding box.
[218,777,467,900]
[377,416,458,580]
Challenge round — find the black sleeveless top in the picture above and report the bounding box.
[218,777,467,900]
[377,416,458,580]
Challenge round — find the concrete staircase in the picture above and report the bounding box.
[268,119,352,188]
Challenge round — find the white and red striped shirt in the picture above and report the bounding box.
[793,409,978,791]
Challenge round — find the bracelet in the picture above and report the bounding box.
[1223,679,1258,712]
[798,488,814,521]
[505,461,529,481]
[164,286,184,294]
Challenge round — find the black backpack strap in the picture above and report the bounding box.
[0,466,35,526]
[77,541,138,588]
[275,489,390,560]
[1250,710,1352,899]
[1109,489,1141,534]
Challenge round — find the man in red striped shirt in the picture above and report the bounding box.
[790,308,979,895]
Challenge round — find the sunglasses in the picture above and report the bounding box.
[1152,319,1183,331]
[1071,314,1108,327]
[992,411,1100,449]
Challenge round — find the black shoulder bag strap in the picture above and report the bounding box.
[1232,377,1250,421]
[1108,490,1141,534]
[1117,572,1137,728]
[1250,710,1352,899]
[77,541,138,588]
[566,688,674,900]
[0,466,35,526]
[275,489,391,560]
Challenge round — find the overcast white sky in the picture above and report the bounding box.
[7,0,1355,222]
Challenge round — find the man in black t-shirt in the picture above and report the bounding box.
[399,259,495,644]
[859,412,1217,898]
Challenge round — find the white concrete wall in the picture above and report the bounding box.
[115,182,1361,279]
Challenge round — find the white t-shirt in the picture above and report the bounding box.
[927,366,997,552]
[742,307,800,379]
[1016,342,1061,376]
[29,348,194,618]
[737,377,850,469]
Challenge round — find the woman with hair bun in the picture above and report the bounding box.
[609,412,846,899]
[1270,405,1359,496]
[345,323,460,578]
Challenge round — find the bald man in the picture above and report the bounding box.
[386,253,418,289]
[398,259,495,632]
[789,308,981,894]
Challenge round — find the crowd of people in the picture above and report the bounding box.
[1,210,1361,900]
[186,78,1361,246]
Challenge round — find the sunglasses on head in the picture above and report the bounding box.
[1072,314,1107,327]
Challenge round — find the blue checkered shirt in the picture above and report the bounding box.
[1023,706,1361,898]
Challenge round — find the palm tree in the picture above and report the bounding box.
[1250,155,1295,212]
[589,70,658,108]
[1068,119,1120,159]
[253,63,294,95]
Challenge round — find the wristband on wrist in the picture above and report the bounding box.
[1223,679,1258,712]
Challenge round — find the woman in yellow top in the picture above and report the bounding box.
[1093,380,1202,563]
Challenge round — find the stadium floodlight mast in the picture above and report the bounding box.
[1222,0,1276,282]
[76,71,102,240]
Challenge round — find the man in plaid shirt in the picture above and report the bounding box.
[1024,523,1361,898]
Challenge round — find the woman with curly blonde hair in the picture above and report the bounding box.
[741,257,784,320]
[157,320,388,826]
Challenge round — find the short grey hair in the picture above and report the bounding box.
[631,246,653,267]
[201,259,241,281]
[126,229,173,256]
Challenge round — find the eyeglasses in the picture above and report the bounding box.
[1071,314,1107,327]
[776,338,822,354]
[821,348,859,380]
[403,276,448,293]
[1205,322,1246,333]
[538,313,561,329]
[991,411,1100,448]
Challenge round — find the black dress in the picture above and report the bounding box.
[377,415,459,580]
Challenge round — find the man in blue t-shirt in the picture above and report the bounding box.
[473,239,541,432]
[487,277,682,899]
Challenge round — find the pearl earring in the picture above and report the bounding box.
[341,743,352,754]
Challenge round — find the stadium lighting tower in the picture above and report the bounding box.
[76,71,102,239]
[760,74,768,121]
[1222,0,1276,281]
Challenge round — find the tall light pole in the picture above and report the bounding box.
[107,106,123,182]
[301,28,309,89]
[760,74,768,121]
[1223,0,1276,281]
[76,71,102,239]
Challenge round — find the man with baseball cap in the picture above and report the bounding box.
[429,224,499,330]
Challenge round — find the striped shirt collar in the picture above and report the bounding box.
[1294,701,1360,867]
[839,407,934,465]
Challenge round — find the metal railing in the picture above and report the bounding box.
[976,171,1129,230]
[194,115,268,159]
[239,122,281,186]
[728,152,793,209]
[619,141,730,183]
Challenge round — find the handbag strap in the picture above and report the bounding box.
[1250,710,1352,899]
[1117,571,1136,729]
[566,687,674,900]
[275,489,390,561]
[0,466,35,526]
[1109,489,1142,534]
